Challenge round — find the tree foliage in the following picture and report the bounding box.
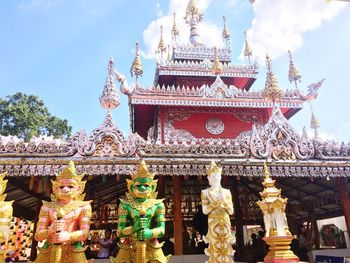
[0,92,72,141]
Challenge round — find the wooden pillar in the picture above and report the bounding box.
[158,175,166,199]
[336,177,350,241]
[232,177,246,260]
[173,176,183,255]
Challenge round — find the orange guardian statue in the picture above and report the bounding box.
[33,161,92,263]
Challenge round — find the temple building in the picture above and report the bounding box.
[1,0,350,261]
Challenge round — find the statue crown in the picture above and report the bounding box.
[131,160,156,180]
[206,161,222,177]
[56,161,84,181]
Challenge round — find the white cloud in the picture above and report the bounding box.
[17,0,59,11]
[142,0,222,59]
[245,0,346,61]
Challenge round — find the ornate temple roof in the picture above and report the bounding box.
[1,106,350,178]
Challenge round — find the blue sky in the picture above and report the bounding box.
[1,0,350,142]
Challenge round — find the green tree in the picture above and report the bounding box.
[0,92,72,141]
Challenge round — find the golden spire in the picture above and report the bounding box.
[211,47,223,75]
[158,26,166,58]
[260,162,281,198]
[206,161,222,177]
[185,0,202,45]
[222,16,230,46]
[263,54,283,103]
[310,103,320,138]
[171,12,179,42]
[130,42,143,83]
[288,50,301,89]
[244,31,253,65]
[185,0,202,21]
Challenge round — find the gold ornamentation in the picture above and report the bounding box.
[35,230,48,240]
[131,42,143,78]
[152,228,163,238]
[206,161,222,177]
[130,160,156,180]
[263,54,283,103]
[211,47,223,75]
[55,161,84,181]
[43,200,91,217]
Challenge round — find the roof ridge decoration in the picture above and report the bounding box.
[1,110,350,161]
[250,106,314,160]
[202,76,239,98]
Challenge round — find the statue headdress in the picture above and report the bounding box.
[126,160,158,199]
[130,160,156,180]
[206,161,222,177]
[52,161,86,201]
[0,173,8,201]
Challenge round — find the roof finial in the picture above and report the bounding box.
[185,0,203,46]
[157,25,166,59]
[222,16,230,47]
[99,58,120,110]
[244,31,253,65]
[172,12,179,43]
[310,103,320,139]
[263,54,283,104]
[288,50,301,90]
[130,42,143,84]
[211,47,223,75]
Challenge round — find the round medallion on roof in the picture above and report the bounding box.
[205,117,224,135]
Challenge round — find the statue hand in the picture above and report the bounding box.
[52,230,71,243]
[139,218,149,229]
[137,229,152,240]
[132,220,142,233]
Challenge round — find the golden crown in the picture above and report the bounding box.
[130,160,156,180]
[56,161,84,181]
[206,161,222,177]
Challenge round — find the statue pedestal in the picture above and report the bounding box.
[263,235,299,263]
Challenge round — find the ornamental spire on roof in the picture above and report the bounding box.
[171,12,179,43]
[244,31,253,65]
[263,54,283,103]
[157,26,166,59]
[288,50,301,89]
[222,16,230,47]
[310,103,320,138]
[185,0,203,46]
[212,47,223,75]
[130,42,143,84]
[99,58,120,110]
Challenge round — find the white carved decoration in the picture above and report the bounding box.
[205,117,225,135]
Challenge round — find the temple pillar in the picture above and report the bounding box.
[336,177,350,241]
[173,176,183,255]
[232,177,246,260]
[158,175,166,199]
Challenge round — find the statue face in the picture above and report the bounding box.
[54,179,80,201]
[208,172,221,188]
[131,177,154,199]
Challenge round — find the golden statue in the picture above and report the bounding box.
[0,173,13,263]
[111,160,170,263]
[257,162,299,263]
[33,161,92,263]
[201,161,235,263]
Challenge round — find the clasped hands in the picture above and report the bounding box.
[48,219,71,244]
[131,218,152,240]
